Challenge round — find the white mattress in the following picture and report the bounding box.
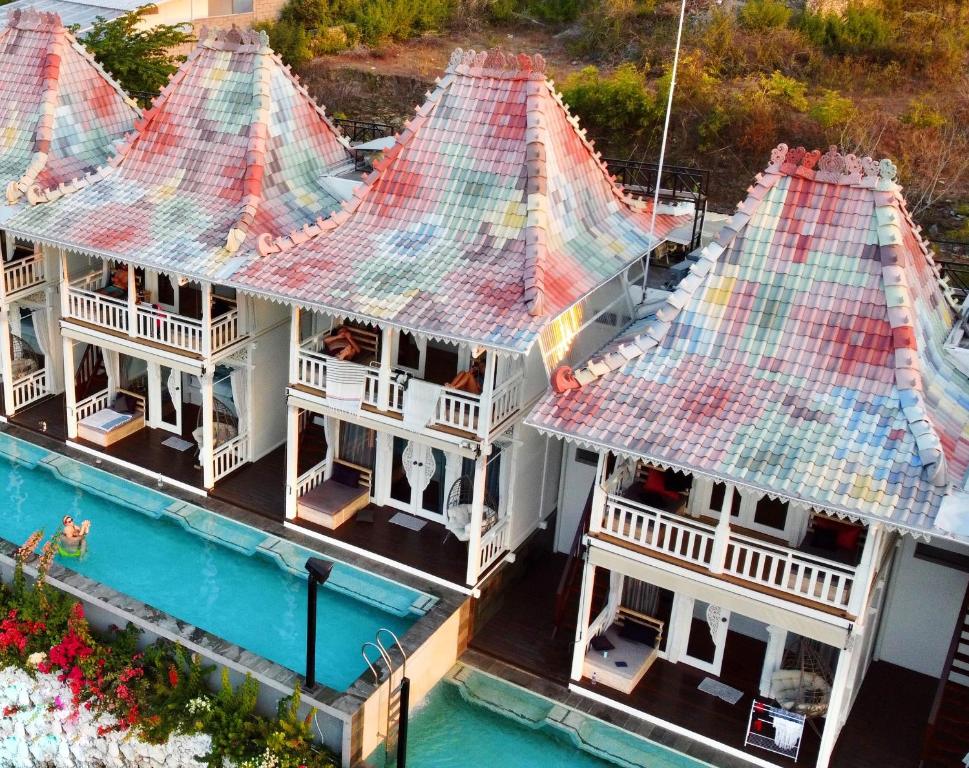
[79,408,135,433]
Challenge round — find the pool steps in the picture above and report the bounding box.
[447,664,711,768]
[0,431,436,620]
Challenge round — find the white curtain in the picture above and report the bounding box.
[589,571,625,643]
[9,309,21,340]
[104,349,120,397]
[789,505,811,546]
[229,366,248,436]
[166,368,181,411]
[31,309,50,362]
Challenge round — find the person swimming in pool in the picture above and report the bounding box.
[60,515,90,555]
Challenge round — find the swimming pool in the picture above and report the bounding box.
[382,667,711,768]
[0,432,434,691]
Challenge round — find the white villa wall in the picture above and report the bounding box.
[248,307,289,460]
[507,422,556,550]
[876,536,969,677]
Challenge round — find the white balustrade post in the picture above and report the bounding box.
[571,558,597,680]
[59,251,70,319]
[289,306,300,385]
[284,403,300,520]
[200,370,215,489]
[589,452,608,535]
[847,523,880,617]
[126,263,136,338]
[0,305,15,416]
[709,482,734,574]
[63,337,77,439]
[475,351,496,440]
[377,326,392,411]
[816,638,857,768]
[201,282,212,359]
[758,625,788,697]
[465,447,489,586]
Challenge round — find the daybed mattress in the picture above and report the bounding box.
[583,628,659,695]
[79,408,136,433]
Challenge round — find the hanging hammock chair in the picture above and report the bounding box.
[769,638,833,718]
[192,395,238,456]
[9,334,41,380]
[443,475,499,542]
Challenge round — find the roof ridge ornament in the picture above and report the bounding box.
[767,143,901,187]
[8,8,62,31]
[447,47,547,77]
[199,25,268,50]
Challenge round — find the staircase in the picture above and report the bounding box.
[363,628,409,768]
[75,344,106,401]
[552,487,595,638]
[921,581,969,767]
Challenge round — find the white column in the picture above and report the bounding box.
[816,639,857,768]
[126,263,137,338]
[59,251,70,320]
[465,448,489,586]
[377,326,392,411]
[759,624,788,697]
[45,286,63,393]
[847,524,881,617]
[200,369,215,489]
[201,282,212,359]
[475,351,496,440]
[63,337,77,439]
[289,306,300,385]
[284,402,300,520]
[0,305,15,416]
[709,482,735,574]
[571,558,597,680]
[589,452,608,536]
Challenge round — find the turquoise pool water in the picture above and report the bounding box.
[0,434,430,691]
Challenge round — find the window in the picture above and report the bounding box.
[753,496,788,530]
[338,422,375,468]
[575,448,599,466]
[397,332,421,370]
[709,482,742,517]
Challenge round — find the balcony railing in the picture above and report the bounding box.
[212,432,249,482]
[295,340,523,438]
[597,492,858,612]
[479,517,511,574]
[11,368,48,410]
[65,275,244,356]
[3,254,45,298]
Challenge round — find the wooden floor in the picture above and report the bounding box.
[210,445,287,521]
[294,505,470,585]
[10,393,69,441]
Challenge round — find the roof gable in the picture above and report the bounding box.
[529,144,969,537]
[233,48,687,353]
[1,8,137,204]
[9,26,354,279]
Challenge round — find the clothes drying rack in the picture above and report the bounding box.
[744,699,806,761]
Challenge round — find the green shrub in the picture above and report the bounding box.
[761,70,808,112]
[738,0,791,31]
[799,6,891,56]
[559,64,658,149]
[901,98,947,129]
[255,19,312,68]
[809,88,855,129]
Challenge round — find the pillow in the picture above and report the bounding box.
[618,620,659,648]
[810,527,837,551]
[590,635,615,652]
[836,525,862,552]
[113,393,134,414]
[331,463,361,488]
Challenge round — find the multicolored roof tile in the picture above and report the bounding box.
[233,48,688,354]
[528,144,969,537]
[1,9,137,208]
[8,27,354,280]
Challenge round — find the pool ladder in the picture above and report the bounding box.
[363,628,410,768]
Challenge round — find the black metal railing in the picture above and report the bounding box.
[333,117,397,145]
[605,159,710,252]
[937,259,969,302]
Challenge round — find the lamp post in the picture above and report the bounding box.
[305,557,333,690]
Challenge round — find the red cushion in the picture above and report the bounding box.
[643,469,680,502]
[836,525,861,551]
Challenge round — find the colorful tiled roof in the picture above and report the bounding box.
[8,27,354,280]
[528,144,969,537]
[232,48,688,354]
[1,9,137,207]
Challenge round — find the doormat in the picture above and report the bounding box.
[698,677,744,705]
[161,436,194,452]
[389,512,427,531]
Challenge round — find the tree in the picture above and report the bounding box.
[81,7,194,104]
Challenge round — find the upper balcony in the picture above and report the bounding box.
[592,461,883,617]
[63,266,246,358]
[291,317,524,441]
[2,242,46,301]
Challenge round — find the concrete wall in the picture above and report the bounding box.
[876,536,969,677]
[248,298,289,460]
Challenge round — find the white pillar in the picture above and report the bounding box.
[284,402,300,520]
[201,282,212,359]
[847,524,881,617]
[0,305,15,416]
[816,638,857,768]
[475,351,496,440]
[465,448,489,586]
[377,326,392,411]
[126,263,137,338]
[59,251,70,320]
[589,452,608,536]
[200,369,214,489]
[289,306,300,385]
[45,286,64,393]
[571,558,597,680]
[709,482,735,574]
[759,624,788,697]
[63,336,77,439]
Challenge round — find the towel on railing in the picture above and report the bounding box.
[324,360,368,413]
[772,716,802,751]
[403,379,443,429]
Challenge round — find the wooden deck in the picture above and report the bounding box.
[209,445,287,521]
[9,393,69,441]
[293,505,470,586]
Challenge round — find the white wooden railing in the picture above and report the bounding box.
[136,304,203,354]
[210,309,240,353]
[598,494,716,567]
[3,254,45,297]
[11,368,48,410]
[75,389,110,422]
[67,281,128,334]
[435,388,480,433]
[478,517,510,573]
[295,347,382,408]
[600,489,859,611]
[296,459,329,497]
[723,532,855,611]
[490,373,523,431]
[212,432,249,482]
